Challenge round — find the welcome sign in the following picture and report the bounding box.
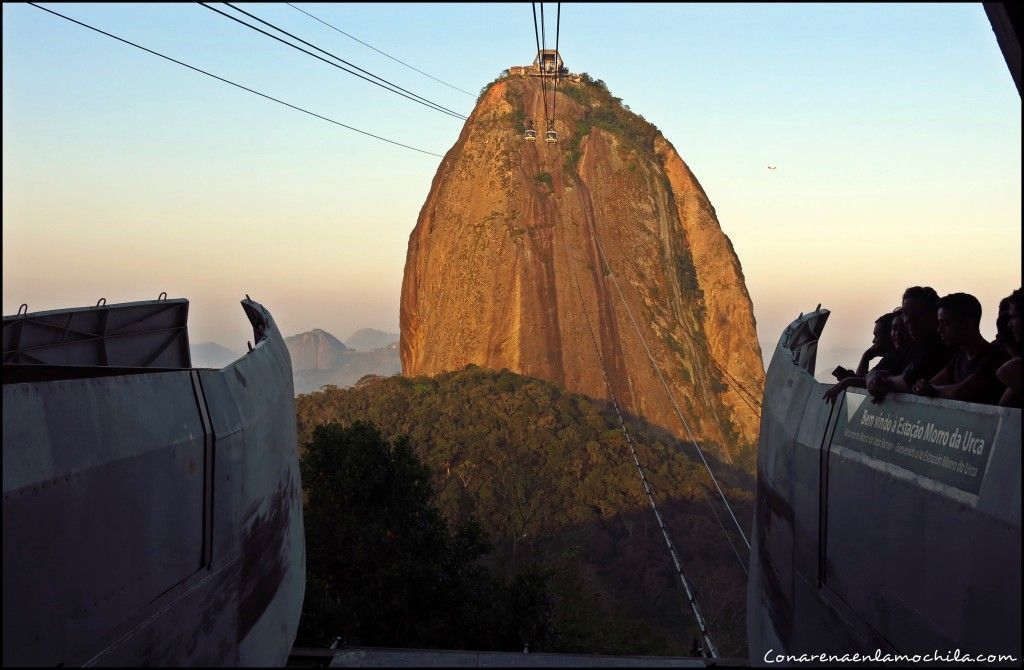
[832,392,999,495]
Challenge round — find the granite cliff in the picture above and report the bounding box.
[401,73,763,464]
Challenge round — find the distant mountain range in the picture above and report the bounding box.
[285,328,400,395]
[190,327,400,394]
[345,328,400,352]
[285,329,350,370]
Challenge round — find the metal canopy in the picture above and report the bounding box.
[3,298,191,369]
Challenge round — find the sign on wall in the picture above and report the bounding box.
[832,392,1000,495]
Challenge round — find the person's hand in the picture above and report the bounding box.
[866,371,886,396]
[823,379,851,404]
[863,343,886,360]
[912,379,935,396]
[866,373,891,404]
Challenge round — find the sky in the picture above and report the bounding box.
[3,3,1020,373]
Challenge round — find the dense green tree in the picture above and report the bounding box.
[295,367,754,656]
[296,421,554,651]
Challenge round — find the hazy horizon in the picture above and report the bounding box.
[4,3,1020,371]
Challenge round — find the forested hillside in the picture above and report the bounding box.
[296,365,753,656]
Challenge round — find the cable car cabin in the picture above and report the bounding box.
[544,119,557,143]
[525,129,537,141]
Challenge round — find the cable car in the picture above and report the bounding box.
[544,119,557,143]
[524,118,537,141]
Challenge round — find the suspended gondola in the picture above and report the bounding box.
[544,119,557,143]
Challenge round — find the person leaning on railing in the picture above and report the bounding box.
[911,293,1008,405]
[866,286,952,403]
[824,310,909,404]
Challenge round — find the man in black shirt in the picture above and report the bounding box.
[866,286,952,402]
[912,292,1008,405]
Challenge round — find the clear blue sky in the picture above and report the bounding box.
[3,3,1020,368]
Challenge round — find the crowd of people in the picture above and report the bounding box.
[823,286,1022,408]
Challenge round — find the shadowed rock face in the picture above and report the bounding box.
[401,74,764,465]
[286,329,349,371]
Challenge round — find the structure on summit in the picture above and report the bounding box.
[509,49,568,77]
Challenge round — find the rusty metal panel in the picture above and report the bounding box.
[3,297,304,667]
[3,371,206,665]
[3,299,191,368]
[223,300,305,666]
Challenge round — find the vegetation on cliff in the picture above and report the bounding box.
[296,366,753,656]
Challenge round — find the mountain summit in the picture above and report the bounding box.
[286,329,349,370]
[400,72,763,464]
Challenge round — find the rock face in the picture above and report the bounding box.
[285,329,349,370]
[400,74,764,464]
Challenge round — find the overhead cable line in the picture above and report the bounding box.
[562,214,720,659]
[199,3,466,120]
[285,2,475,97]
[532,3,548,121]
[683,327,763,411]
[675,325,761,419]
[219,2,467,119]
[27,3,443,158]
[552,3,560,123]
[590,224,752,553]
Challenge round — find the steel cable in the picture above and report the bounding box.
[562,211,720,659]
[286,2,474,97]
[200,3,466,120]
[590,227,753,552]
[27,3,444,157]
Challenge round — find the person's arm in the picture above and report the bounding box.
[911,368,952,397]
[922,371,994,402]
[823,376,866,404]
[996,357,1021,390]
[867,368,912,401]
[856,344,886,377]
[997,358,1021,408]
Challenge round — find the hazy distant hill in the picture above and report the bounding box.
[285,329,350,370]
[286,329,400,395]
[296,365,752,656]
[345,328,399,351]
[190,341,241,369]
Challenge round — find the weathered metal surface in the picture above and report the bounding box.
[2,297,304,667]
[3,298,191,368]
[747,309,1021,664]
